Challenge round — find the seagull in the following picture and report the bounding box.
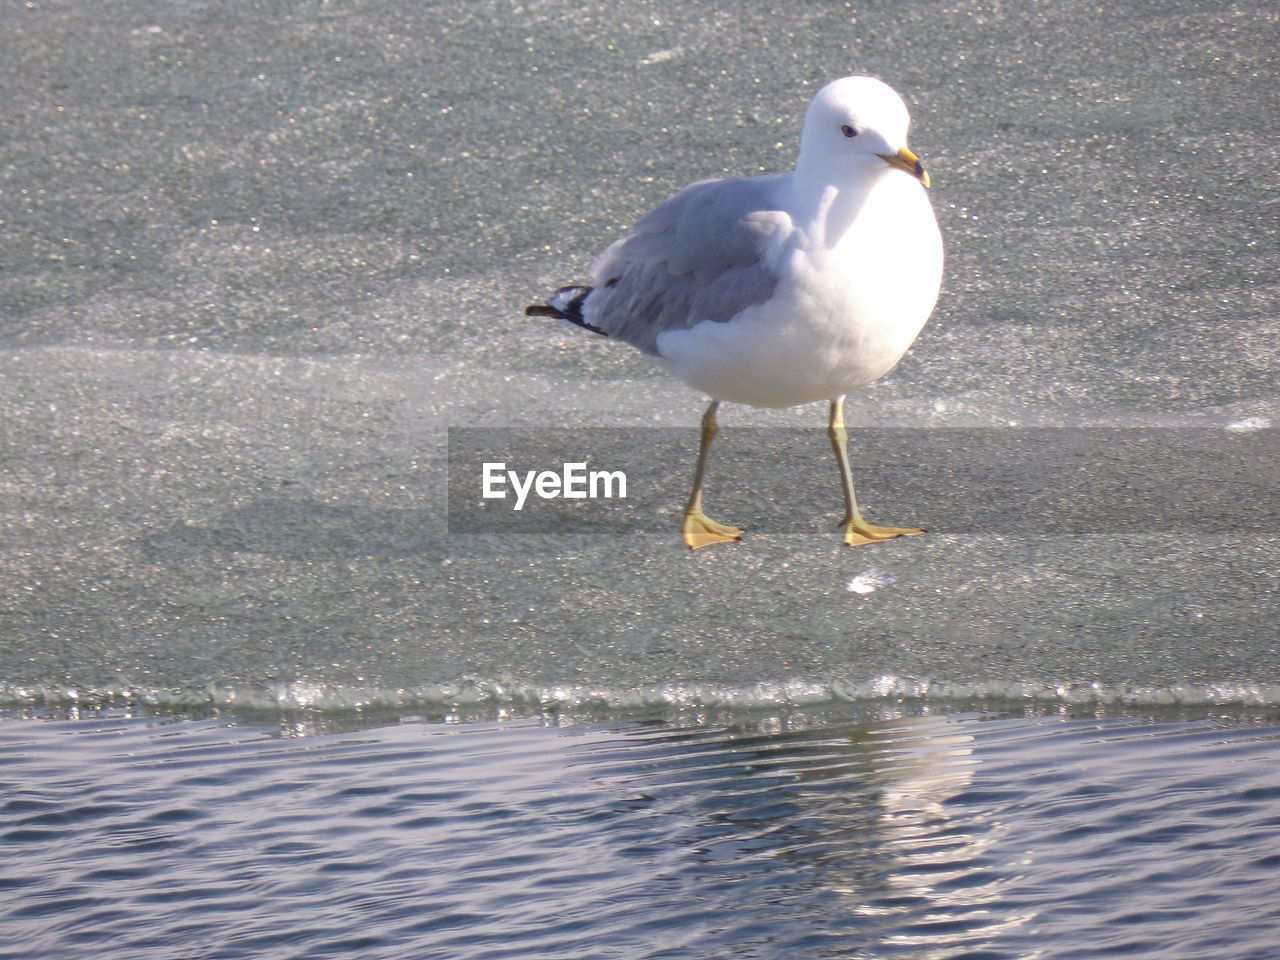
[526,76,943,549]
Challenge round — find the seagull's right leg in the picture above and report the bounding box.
[681,400,744,550]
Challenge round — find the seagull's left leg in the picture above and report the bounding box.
[828,396,925,547]
[682,400,744,550]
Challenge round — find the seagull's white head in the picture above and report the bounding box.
[798,76,930,188]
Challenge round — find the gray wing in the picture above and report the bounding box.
[583,174,792,356]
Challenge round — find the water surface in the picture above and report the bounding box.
[3,706,1278,959]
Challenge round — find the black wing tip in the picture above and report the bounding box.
[550,284,593,320]
[525,285,609,337]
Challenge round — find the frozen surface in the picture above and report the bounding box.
[1,0,1277,711]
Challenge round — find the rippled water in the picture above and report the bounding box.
[3,707,1277,960]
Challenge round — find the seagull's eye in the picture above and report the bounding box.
[840,124,858,138]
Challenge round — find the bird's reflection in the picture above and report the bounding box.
[586,710,1031,958]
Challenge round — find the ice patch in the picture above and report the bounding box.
[847,569,896,595]
[1225,416,1272,433]
[641,48,682,65]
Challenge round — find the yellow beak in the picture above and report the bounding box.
[877,147,931,188]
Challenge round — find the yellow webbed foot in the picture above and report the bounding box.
[682,510,744,550]
[839,516,925,547]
